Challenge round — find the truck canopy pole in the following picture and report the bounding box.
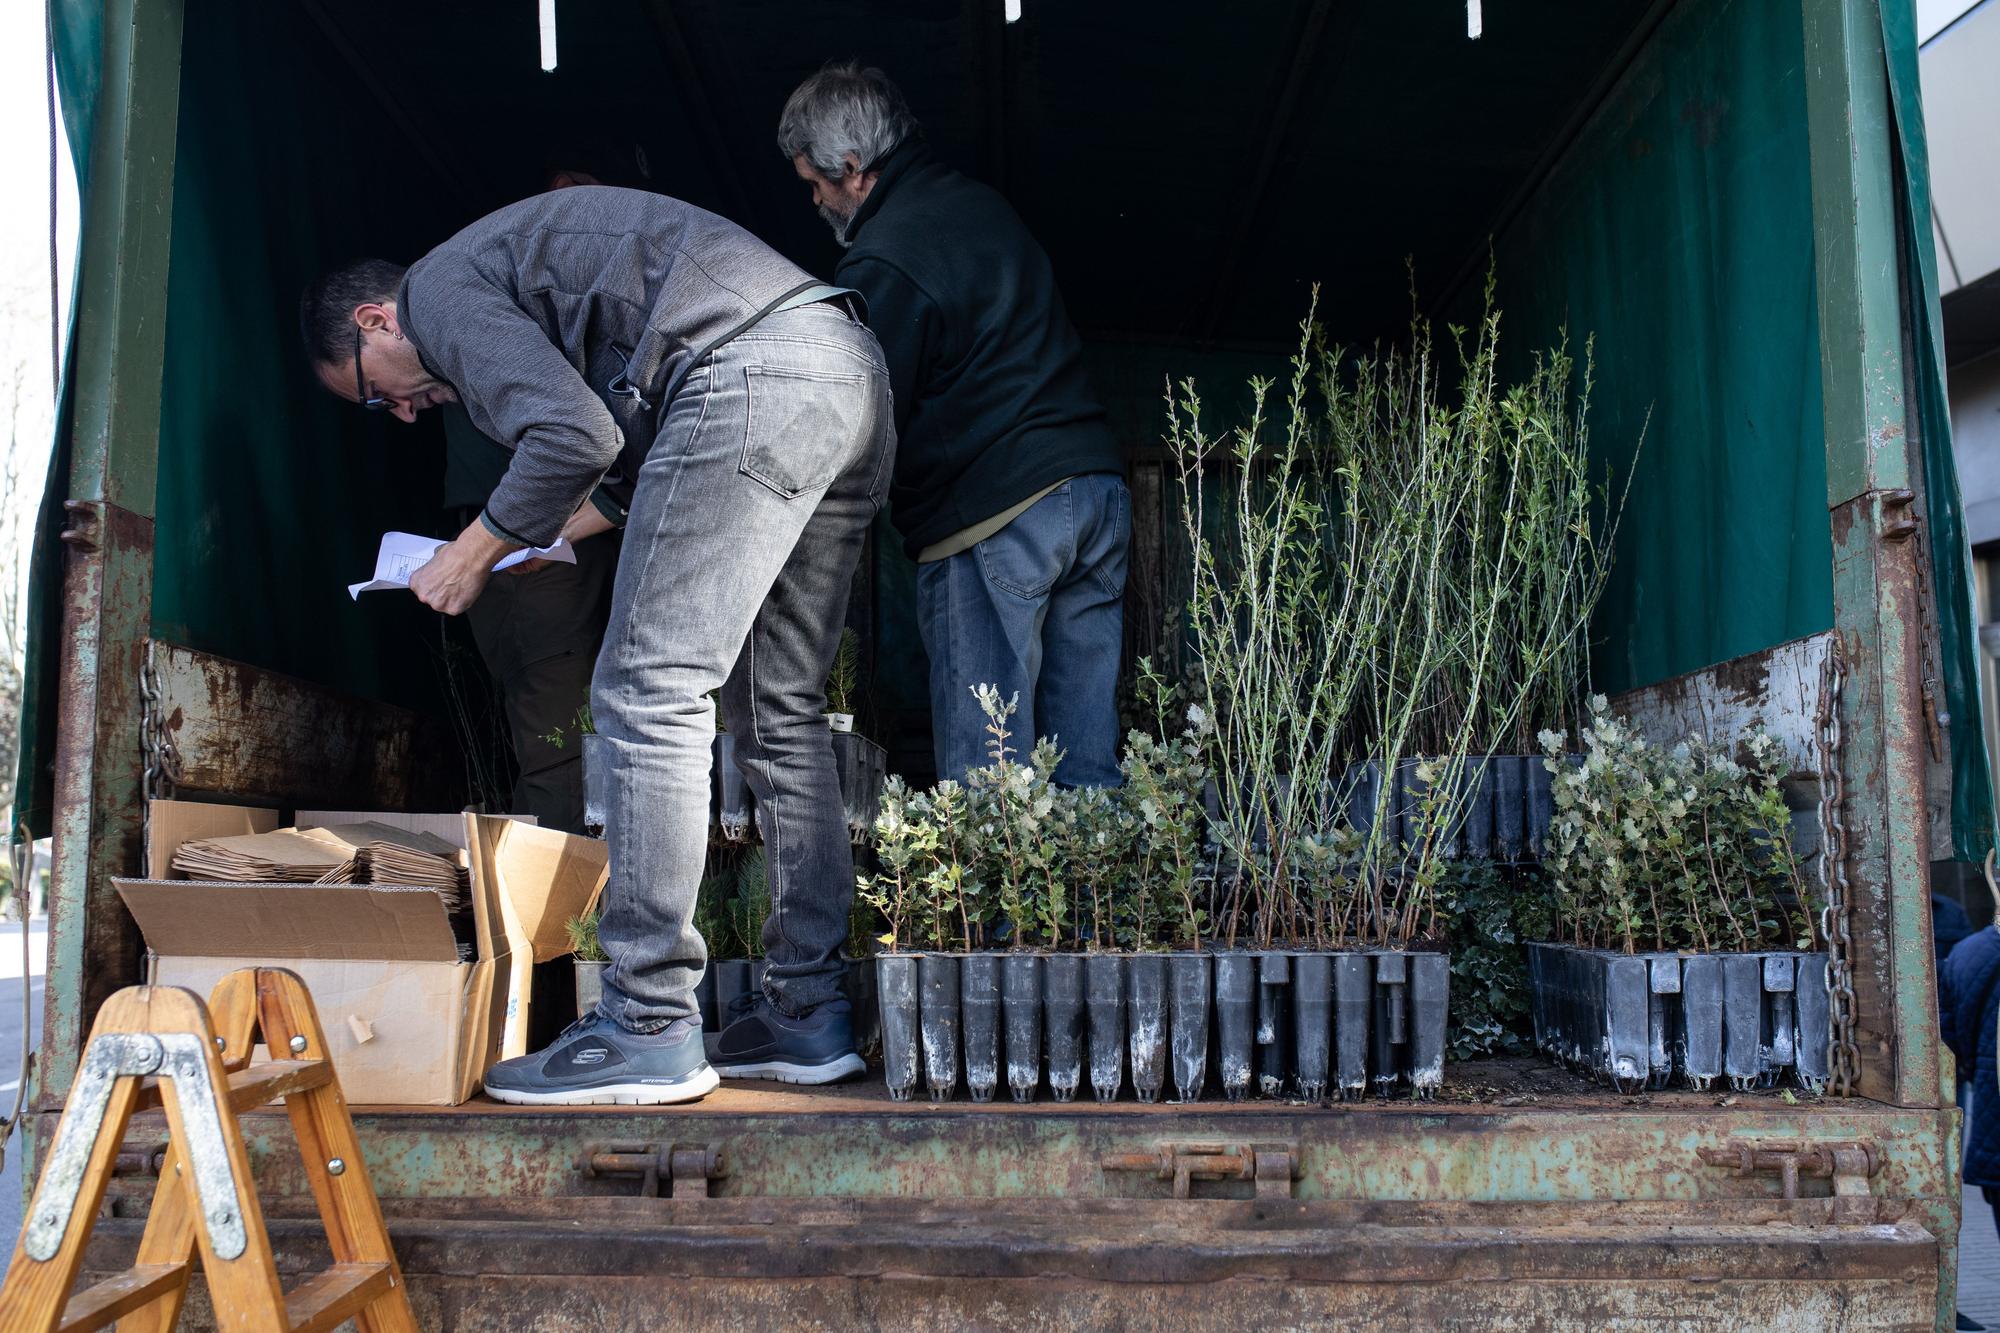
[41,0,183,1105]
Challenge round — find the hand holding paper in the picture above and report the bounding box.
[349,530,576,600]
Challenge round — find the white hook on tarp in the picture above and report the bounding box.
[539,0,559,72]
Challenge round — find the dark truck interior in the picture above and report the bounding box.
[152,0,1836,789]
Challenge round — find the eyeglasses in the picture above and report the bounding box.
[353,323,391,412]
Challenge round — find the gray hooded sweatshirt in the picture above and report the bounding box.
[397,186,818,548]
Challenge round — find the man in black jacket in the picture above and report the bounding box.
[779,63,1130,787]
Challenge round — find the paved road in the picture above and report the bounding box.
[1966,1167,1999,1327]
[0,919,47,1256]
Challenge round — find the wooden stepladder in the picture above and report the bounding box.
[0,968,417,1332]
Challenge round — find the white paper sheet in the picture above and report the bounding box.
[348,530,576,599]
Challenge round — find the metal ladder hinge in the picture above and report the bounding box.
[581,1142,726,1198]
[1697,1139,1882,1223]
[1102,1140,1301,1200]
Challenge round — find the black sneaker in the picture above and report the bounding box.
[709,992,866,1084]
[483,1012,718,1106]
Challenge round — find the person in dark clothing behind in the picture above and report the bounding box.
[779,63,1130,788]
[1942,904,2000,1276]
[301,187,894,1103]
[440,167,623,835]
[442,408,619,833]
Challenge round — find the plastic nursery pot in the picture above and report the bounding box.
[1344,761,1381,844]
[1524,754,1581,858]
[713,959,754,1026]
[1125,953,1169,1104]
[1644,953,1680,1090]
[1292,953,1332,1102]
[830,731,888,842]
[695,966,719,1033]
[1722,953,1764,1092]
[1002,953,1045,1103]
[1391,758,1423,854]
[1167,952,1211,1102]
[960,953,1003,1104]
[1524,757,1555,857]
[1042,954,1086,1103]
[876,954,921,1102]
[1600,953,1651,1094]
[1408,951,1449,1100]
[1675,953,1723,1090]
[1213,952,1256,1102]
[1762,955,1797,1087]
[713,733,752,841]
[1256,952,1292,1097]
[1370,951,1410,1099]
[1398,757,1476,861]
[1334,953,1370,1100]
[1085,953,1128,1103]
[1795,955,1832,1092]
[842,956,881,1057]
[574,959,608,1020]
[918,953,963,1103]
[1488,755,1529,862]
[1459,758,1496,860]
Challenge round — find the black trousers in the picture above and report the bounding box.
[462,526,621,834]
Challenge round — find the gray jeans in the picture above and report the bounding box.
[594,301,894,1029]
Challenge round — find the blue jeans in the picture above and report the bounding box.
[593,301,895,1029]
[916,473,1130,788]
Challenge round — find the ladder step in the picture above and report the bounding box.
[284,1261,397,1333]
[134,1058,334,1115]
[56,1262,190,1333]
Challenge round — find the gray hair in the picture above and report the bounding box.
[777,62,918,180]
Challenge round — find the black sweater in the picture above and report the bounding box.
[835,144,1123,559]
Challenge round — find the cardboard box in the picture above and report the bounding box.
[114,799,607,1105]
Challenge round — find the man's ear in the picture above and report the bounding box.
[354,301,399,336]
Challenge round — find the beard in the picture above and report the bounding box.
[818,202,856,248]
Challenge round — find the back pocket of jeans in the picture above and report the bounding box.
[739,363,870,500]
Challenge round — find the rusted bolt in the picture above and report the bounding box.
[1880,488,1918,542]
[58,499,100,553]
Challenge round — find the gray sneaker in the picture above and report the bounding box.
[483,1012,718,1106]
[709,993,866,1084]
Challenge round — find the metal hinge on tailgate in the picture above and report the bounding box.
[1698,1139,1882,1222]
[1102,1141,1300,1200]
[581,1142,725,1198]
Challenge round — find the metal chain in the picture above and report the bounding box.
[1816,640,1859,1097]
